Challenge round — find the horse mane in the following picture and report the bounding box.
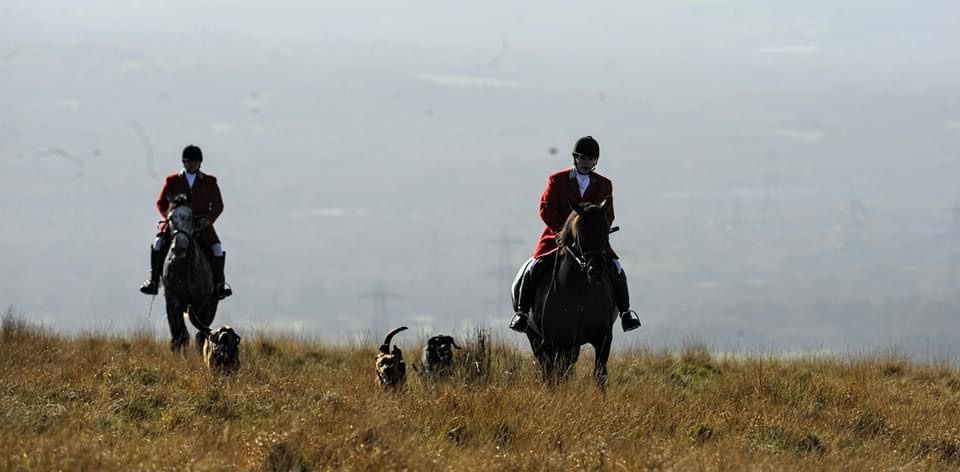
[169,193,191,209]
[557,202,604,249]
[556,211,581,250]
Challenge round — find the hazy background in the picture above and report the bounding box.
[2,1,959,357]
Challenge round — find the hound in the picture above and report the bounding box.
[203,325,241,374]
[185,312,241,374]
[376,326,408,388]
[421,335,461,377]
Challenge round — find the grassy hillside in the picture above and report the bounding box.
[2,315,959,471]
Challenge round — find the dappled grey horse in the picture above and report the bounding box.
[162,194,219,352]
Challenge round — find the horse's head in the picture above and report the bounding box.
[567,199,612,284]
[167,194,194,260]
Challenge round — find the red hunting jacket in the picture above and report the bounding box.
[533,168,616,259]
[155,170,224,245]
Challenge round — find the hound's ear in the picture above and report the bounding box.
[449,337,462,349]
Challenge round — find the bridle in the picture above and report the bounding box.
[563,237,607,274]
[167,207,206,259]
[563,223,619,274]
[168,213,195,240]
[167,206,209,241]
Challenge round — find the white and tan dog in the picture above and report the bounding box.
[185,312,241,374]
[203,325,241,374]
[375,326,408,388]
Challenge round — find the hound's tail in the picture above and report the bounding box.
[380,326,408,351]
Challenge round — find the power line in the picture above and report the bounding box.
[359,281,401,334]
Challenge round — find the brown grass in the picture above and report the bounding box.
[2,315,959,471]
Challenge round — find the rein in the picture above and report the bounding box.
[563,229,608,272]
[170,228,194,239]
[167,211,208,240]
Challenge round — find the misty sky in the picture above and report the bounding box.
[2,1,960,358]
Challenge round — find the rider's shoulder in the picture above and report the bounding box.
[591,172,612,186]
[547,168,572,181]
[200,171,217,182]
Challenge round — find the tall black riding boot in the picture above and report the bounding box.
[139,247,163,295]
[613,267,641,332]
[510,257,546,333]
[213,252,232,300]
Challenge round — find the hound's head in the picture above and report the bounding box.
[426,335,461,365]
[207,325,241,371]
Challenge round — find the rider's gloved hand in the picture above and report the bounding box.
[195,216,211,229]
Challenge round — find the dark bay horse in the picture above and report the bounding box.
[526,200,618,387]
[162,194,219,352]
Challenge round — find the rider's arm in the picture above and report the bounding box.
[207,177,224,223]
[155,177,172,217]
[539,174,568,233]
[600,178,615,225]
[605,194,616,226]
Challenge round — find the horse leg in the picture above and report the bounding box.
[190,301,217,355]
[166,300,189,353]
[197,298,217,329]
[536,348,555,385]
[537,347,567,386]
[190,306,206,355]
[559,347,580,384]
[592,334,613,391]
[195,332,205,353]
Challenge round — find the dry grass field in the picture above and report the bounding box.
[2,314,960,471]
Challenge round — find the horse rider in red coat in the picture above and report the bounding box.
[139,145,232,299]
[509,136,641,333]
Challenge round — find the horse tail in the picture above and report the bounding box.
[380,326,408,353]
[184,306,212,335]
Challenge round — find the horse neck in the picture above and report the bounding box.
[166,238,209,279]
[555,252,592,295]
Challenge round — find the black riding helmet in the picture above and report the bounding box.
[572,136,599,173]
[182,144,203,162]
[572,136,599,159]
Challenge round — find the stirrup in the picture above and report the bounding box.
[217,282,233,300]
[620,310,641,332]
[509,312,528,333]
[140,280,159,295]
